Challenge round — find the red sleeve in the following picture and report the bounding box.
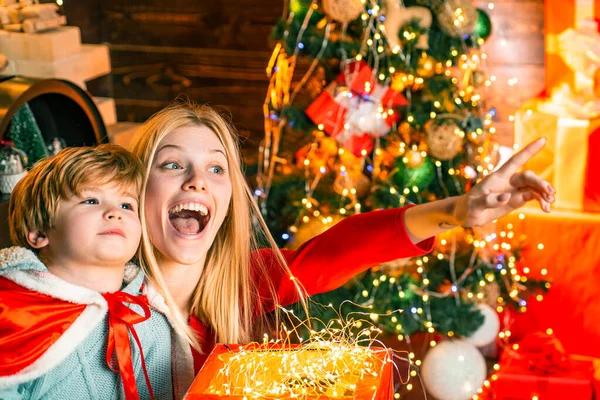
[188,316,217,374]
[254,206,435,311]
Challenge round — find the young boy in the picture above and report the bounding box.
[0,145,180,400]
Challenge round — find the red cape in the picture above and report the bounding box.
[0,277,86,376]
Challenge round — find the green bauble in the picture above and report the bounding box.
[391,153,436,190]
[474,8,492,42]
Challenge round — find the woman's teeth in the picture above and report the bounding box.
[169,203,208,216]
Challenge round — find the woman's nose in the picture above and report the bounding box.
[183,170,207,192]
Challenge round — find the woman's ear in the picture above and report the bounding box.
[27,231,49,249]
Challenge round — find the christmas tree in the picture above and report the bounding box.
[256,0,549,396]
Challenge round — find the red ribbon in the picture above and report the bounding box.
[584,127,600,212]
[102,291,155,400]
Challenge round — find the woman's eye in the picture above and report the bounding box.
[162,161,183,170]
[82,198,99,205]
[209,165,225,174]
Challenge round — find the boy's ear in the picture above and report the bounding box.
[27,231,49,249]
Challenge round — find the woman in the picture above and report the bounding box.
[129,102,554,385]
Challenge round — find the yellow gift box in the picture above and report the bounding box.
[184,344,395,399]
[545,0,600,94]
[514,97,600,212]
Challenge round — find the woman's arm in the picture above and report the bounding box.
[403,137,555,243]
[255,206,434,311]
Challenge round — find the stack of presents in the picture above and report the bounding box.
[0,0,137,144]
[514,0,600,212]
[482,0,600,398]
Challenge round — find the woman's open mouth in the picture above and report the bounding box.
[168,203,210,235]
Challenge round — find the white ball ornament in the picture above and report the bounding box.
[464,303,500,347]
[322,0,364,24]
[421,340,487,400]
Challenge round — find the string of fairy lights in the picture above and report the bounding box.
[203,303,420,399]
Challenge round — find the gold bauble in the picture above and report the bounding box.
[333,171,371,197]
[338,147,362,166]
[322,0,364,23]
[417,55,436,78]
[295,135,339,174]
[320,136,338,154]
[391,72,409,92]
[426,120,463,160]
[404,149,424,168]
[435,0,478,37]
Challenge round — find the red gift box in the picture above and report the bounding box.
[305,83,348,137]
[492,358,595,400]
[305,61,407,156]
[184,343,394,399]
[337,60,408,108]
[489,332,598,399]
[584,127,600,212]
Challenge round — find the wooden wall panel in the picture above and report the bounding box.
[102,1,280,49]
[475,0,545,146]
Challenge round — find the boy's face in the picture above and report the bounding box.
[35,184,141,268]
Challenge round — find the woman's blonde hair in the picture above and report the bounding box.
[130,101,306,349]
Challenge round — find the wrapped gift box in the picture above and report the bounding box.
[545,0,600,93]
[491,354,598,400]
[514,96,600,212]
[184,344,394,399]
[487,332,600,399]
[305,60,407,156]
[497,208,600,357]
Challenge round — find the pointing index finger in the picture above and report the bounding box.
[497,137,546,176]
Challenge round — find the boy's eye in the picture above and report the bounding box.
[82,198,99,205]
[120,203,135,211]
[162,161,183,170]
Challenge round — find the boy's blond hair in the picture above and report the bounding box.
[9,144,143,249]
